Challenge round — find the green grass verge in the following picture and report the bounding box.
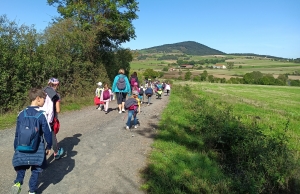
[142,83,299,193]
[0,94,94,130]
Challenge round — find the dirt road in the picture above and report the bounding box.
[0,94,169,194]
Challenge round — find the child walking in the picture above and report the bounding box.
[165,82,171,96]
[100,83,112,114]
[95,82,104,110]
[144,84,154,105]
[11,88,52,194]
[125,90,140,130]
[41,78,64,160]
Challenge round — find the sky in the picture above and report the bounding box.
[0,0,299,59]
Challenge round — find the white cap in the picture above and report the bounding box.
[97,82,102,86]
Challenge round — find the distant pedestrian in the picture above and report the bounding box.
[95,82,104,110]
[129,72,139,89]
[165,82,171,96]
[11,88,52,194]
[100,83,112,114]
[112,68,131,113]
[144,83,154,105]
[124,90,140,130]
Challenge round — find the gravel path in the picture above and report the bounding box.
[0,94,169,194]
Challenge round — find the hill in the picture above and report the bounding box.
[140,41,225,56]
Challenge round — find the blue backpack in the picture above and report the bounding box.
[16,110,44,152]
[145,87,153,96]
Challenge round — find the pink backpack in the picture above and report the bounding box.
[103,90,110,100]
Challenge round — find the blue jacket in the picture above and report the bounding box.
[12,106,52,168]
[112,74,131,93]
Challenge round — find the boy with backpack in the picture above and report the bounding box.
[11,88,52,194]
[124,90,140,130]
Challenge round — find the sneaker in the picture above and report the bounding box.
[134,125,137,129]
[105,111,108,114]
[11,182,21,194]
[29,192,36,194]
[119,111,122,114]
[122,109,125,112]
[126,126,129,130]
[54,147,64,160]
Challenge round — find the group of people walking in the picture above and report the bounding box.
[10,68,171,194]
[94,68,171,129]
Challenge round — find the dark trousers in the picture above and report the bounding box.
[14,165,43,192]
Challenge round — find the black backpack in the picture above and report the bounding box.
[117,75,126,90]
[139,88,144,95]
[16,110,44,152]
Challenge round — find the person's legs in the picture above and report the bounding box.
[52,131,58,154]
[28,166,42,193]
[148,96,151,105]
[133,113,137,127]
[104,101,109,112]
[12,166,28,194]
[126,110,134,128]
[116,92,122,113]
[14,166,27,185]
[52,131,64,159]
[121,92,127,112]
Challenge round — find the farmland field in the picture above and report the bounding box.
[179,81,300,151]
[130,54,300,80]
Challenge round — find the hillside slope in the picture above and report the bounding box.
[140,41,225,55]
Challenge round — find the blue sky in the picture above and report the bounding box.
[0,0,299,58]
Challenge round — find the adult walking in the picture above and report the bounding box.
[112,68,131,113]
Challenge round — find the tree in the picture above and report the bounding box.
[162,67,169,71]
[143,69,159,79]
[47,0,139,50]
[184,71,192,80]
[227,62,234,69]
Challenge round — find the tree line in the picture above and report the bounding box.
[178,70,300,87]
[0,0,139,112]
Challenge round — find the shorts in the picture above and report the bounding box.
[116,92,127,104]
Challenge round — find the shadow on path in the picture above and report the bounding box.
[37,133,82,193]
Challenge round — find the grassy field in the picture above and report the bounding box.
[130,54,300,79]
[142,82,300,193]
[191,82,300,150]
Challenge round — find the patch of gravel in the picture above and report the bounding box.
[0,94,169,194]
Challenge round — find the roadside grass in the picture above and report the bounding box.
[141,86,232,194]
[142,83,299,193]
[0,94,94,130]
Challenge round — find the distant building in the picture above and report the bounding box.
[213,64,226,69]
[180,64,194,68]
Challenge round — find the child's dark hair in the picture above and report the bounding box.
[29,88,46,102]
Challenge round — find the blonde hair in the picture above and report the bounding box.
[118,68,125,74]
